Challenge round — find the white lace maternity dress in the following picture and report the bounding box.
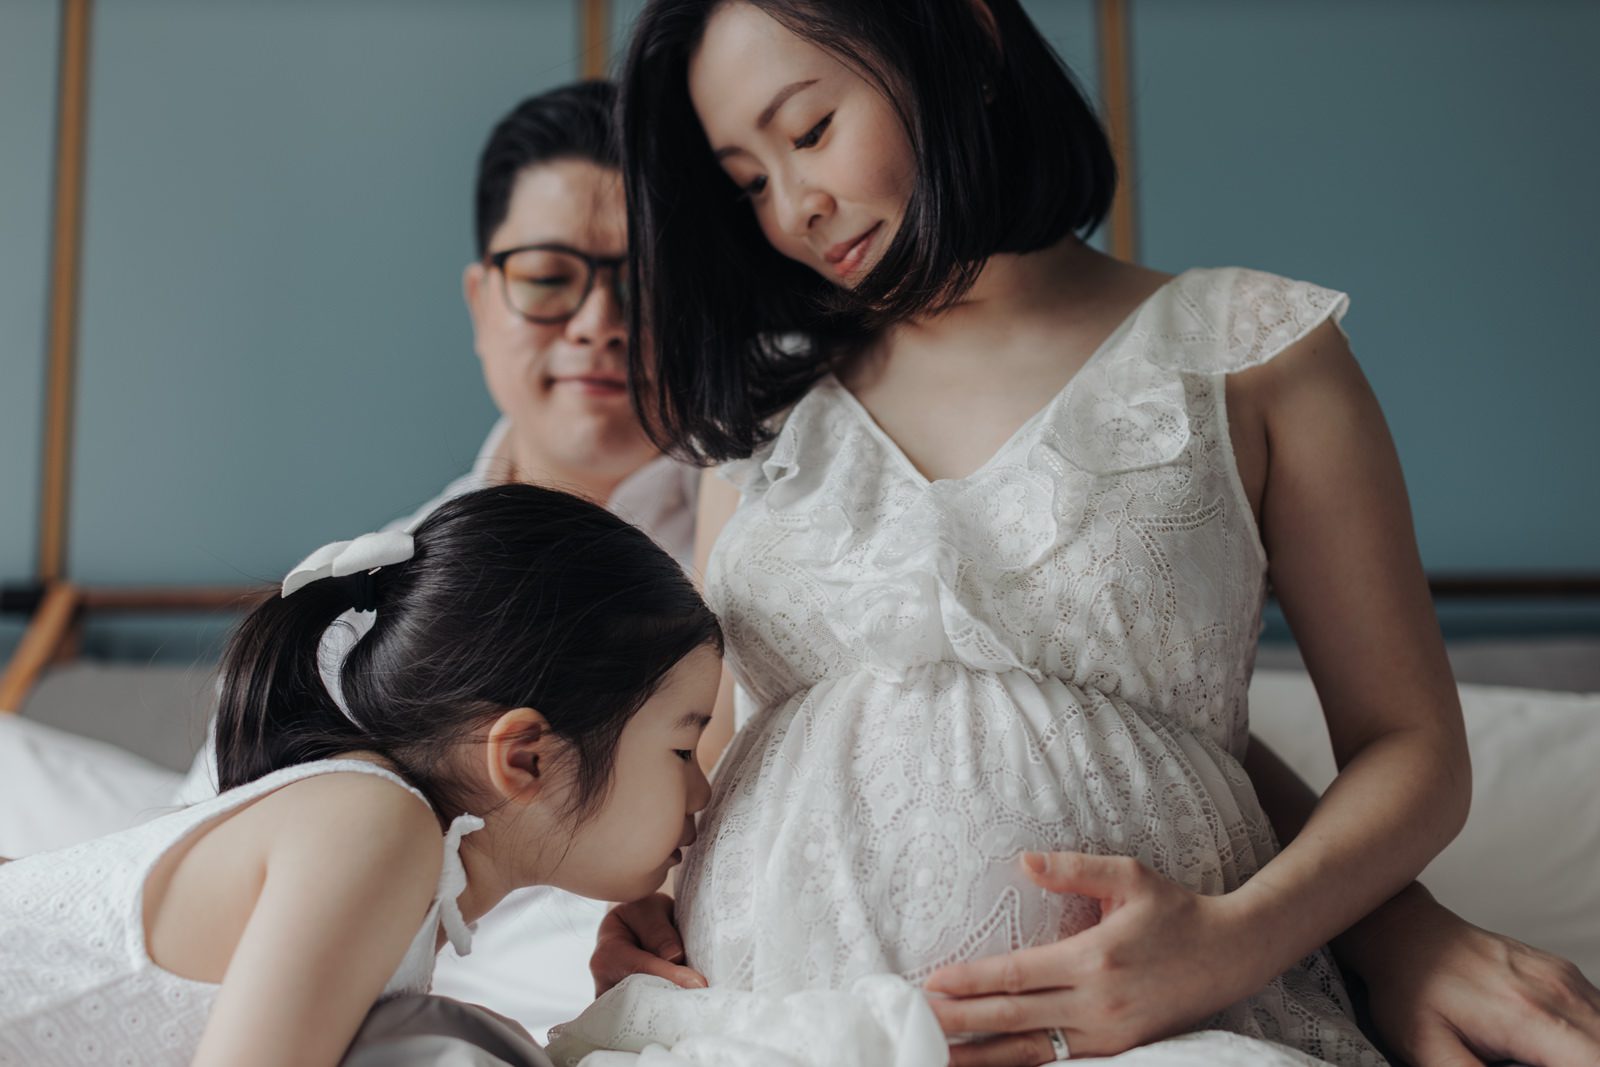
[676,267,1385,1065]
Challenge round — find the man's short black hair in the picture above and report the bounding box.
[474,80,620,258]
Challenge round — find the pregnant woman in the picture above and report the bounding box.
[592,1,1513,1063]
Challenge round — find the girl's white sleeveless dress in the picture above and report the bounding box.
[0,758,481,1067]
[677,267,1386,1065]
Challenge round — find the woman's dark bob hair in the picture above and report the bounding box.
[214,484,721,825]
[620,0,1115,464]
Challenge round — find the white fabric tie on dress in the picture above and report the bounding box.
[436,814,484,957]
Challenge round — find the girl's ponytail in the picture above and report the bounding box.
[212,485,721,824]
[213,579,368,792]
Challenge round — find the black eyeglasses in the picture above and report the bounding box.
[485,243,629,325]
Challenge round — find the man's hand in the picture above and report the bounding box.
[1354,888,1600,1067]
[590,892,707,996]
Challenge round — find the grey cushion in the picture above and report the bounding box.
[343,995,554,1067]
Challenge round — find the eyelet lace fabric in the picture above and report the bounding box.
[676,268,1384,1065]
[0,760,479,1067]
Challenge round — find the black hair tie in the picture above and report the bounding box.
[345,570,379,613]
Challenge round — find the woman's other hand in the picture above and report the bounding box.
[924,852,1270,1065]
[1350,885,1600,1067]
[589,892,707,995]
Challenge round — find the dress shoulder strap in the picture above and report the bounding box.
[1048,267,1349,475]
[1139,266,1349,376]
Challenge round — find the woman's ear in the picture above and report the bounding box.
[484,707,555,803]
[968,0,1001,55]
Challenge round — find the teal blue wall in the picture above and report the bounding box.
[3,0,580,662]
[0,0,58,587]
[3,1,1596,664]
[62,0,577,587]
[1132,0,1600,572]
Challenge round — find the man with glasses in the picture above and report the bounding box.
[401,80,696,566]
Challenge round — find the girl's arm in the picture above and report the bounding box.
[192,778,444,1067]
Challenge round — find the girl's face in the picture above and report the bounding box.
[688,1,916,288]
[544,644,719,903]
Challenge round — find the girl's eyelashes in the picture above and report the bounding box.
[673,749,695,762]
[738,175,768,201]
[792,112,833,150]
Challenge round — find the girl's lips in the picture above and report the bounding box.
[828,223,882,277]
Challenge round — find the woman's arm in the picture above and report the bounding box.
[192,780,443,1067]
[1233,318,1470,976]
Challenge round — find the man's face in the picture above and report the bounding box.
[464,159,657,491]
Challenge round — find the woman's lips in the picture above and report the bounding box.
[825,223,882,277]
[550,376,627,398]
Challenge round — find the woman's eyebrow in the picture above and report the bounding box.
[676,711,714,730]
[713,78,819,163]
[756,78,819,129]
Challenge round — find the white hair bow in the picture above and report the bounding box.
[282,530,415,599]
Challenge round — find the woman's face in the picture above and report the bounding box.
[688,1,916,288]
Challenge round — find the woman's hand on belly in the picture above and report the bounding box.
[923,852,1268,1064]
[590,892,708,995]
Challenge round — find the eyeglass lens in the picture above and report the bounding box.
[499,248,625,323]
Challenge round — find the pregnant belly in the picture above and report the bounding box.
[675,664,1275,994]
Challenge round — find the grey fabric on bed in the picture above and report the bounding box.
[343,995,554,1067]
[17,662,216,770]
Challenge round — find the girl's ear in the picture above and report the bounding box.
[484,707,555,803]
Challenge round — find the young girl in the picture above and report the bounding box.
[0,484,721,1067]
[601,1,1474,1064]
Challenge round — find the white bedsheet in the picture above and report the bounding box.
[0,713,182,858]
[546,974,1334,1067]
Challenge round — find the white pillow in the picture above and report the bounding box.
[1248,670,1600,983]
[0,714,183,858]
